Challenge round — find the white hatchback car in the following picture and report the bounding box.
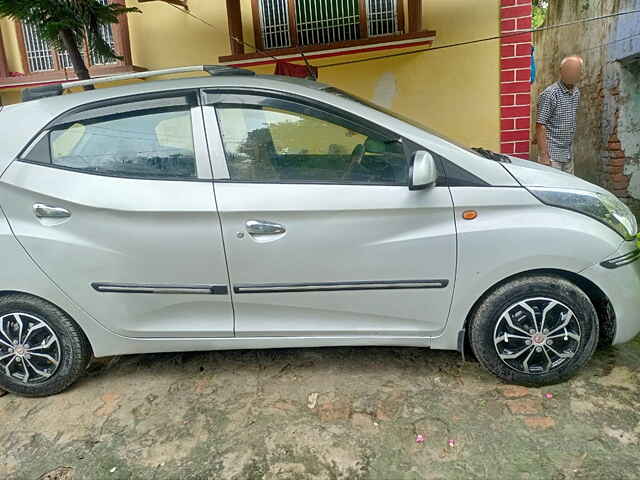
[0,66,638,397]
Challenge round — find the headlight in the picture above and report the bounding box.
[530,187,638,241]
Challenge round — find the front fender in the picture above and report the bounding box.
[430,187,622,350]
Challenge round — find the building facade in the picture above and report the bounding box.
[0,0,533,156]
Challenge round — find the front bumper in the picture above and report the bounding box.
[581,242,640,345]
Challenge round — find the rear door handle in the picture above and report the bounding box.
[33,203,71,219]
[246,219,286,235]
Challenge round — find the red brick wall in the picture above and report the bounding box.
[500,0,533,159]
[602,84,631,199]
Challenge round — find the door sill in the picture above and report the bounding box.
[94,334,432,357]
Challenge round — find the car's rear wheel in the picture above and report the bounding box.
[469,274,599,387]
[0,294,92,397]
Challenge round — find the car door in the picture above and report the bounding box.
[0,91,234,338]
[203,91,456,338]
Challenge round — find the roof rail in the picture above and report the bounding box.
[21,65,254,102]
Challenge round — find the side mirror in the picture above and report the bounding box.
[409,150,437,190]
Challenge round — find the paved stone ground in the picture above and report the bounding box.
[2,337,640,480]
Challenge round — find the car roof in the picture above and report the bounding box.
[25,73,330,111]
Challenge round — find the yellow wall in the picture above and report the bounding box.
[313,0,501,150]
[0,19,23,73]
[1,0,500,150]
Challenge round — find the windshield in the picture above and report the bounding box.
[324,87,492,160]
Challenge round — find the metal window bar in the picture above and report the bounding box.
[296,0,361,47]
[58,51,72,69]
[259,0,292,50]
[21,23,54,72]
[91,23,117,65]
[91,0,118,65]
[366,0,398,37]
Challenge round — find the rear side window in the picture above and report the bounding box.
[22,95,198,180]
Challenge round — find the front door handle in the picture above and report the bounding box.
[33,203,71,219]
[246,219,286,235]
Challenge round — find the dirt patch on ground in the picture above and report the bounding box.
[2,340,640,479]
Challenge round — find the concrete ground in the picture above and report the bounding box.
[2,338,640,480]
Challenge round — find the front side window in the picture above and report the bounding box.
[216,104,407,184]
[25,106,197,179]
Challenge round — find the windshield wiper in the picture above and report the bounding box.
[471,147,512,163]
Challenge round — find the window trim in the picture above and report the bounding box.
[207,90,413,186]
[250,0,405,52]
[17,90,211,182]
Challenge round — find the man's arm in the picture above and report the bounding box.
[536,89,554,165]
[536,123,550,165]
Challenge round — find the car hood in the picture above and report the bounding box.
[502,155,610,194]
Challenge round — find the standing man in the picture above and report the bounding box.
[536,55,583,174]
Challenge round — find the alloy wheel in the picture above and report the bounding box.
[493,297,581,374]
[0,312,61,384]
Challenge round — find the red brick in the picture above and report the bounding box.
[499,385,530,398]
[606,165,624,174]
[501,119,515,130]
[613,181,630,190]
[515,68,531,81]
[502,0,517,5]
[524,417,556,430]
[501,94,515,106]
[501,70,515,82]
[515,93,531,105]
[515,118,530,129]
[610,150,625,159]
[611,174,629,183]
[501,129,529,141]
[501,5,532,19]
[501,81,532,94]
[501,44,515,58]
[501,32,532,44]
[502,105,531,118]
[609,158,626,167]
[516,43,532,56]
[515,140,530,152]
[608,141,622,151]
[501,19,516,32]
[318,399,351,421]
[501,56,531,69]
[501,142,515,154]
[516,0,532,4]
[517,17,532,30]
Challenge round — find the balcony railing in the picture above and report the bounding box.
[255,0,403,51]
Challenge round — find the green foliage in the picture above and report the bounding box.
[533,0,548,29]
[0,0,140,62]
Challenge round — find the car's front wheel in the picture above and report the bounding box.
[469,274,599,387]
[0,294,92,397]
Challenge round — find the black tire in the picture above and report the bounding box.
[0,294,92,397]
[469,274,599,387]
